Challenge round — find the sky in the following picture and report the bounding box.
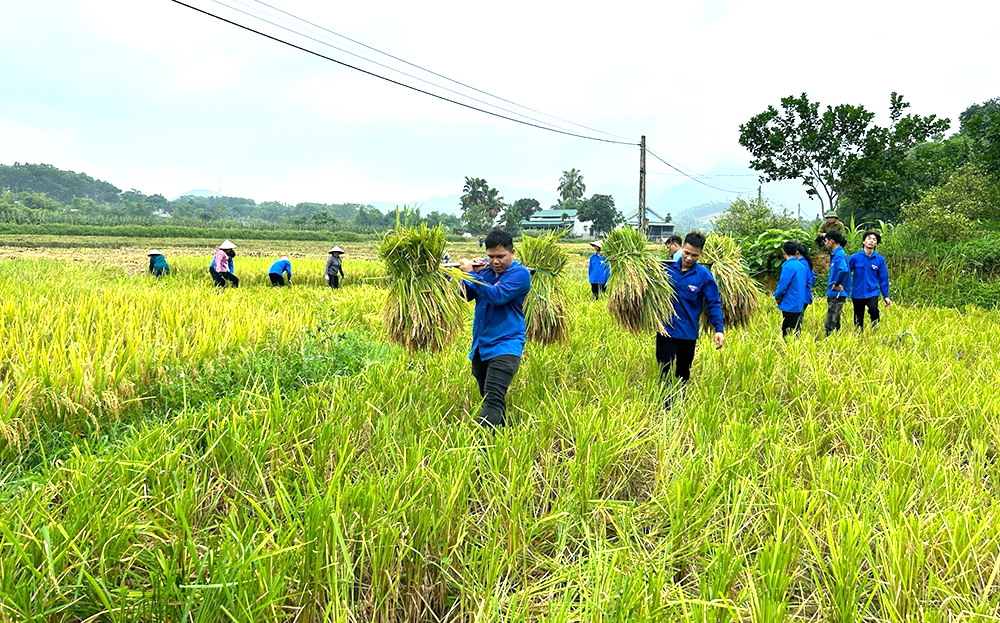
[1,0,998,213]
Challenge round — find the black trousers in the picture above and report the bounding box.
[852,296,880,331]
[269,273,286,287]
[824,296,846,336]
[781,311,803,338]
[656,335,697,383]
[210,268,239,288]
[590,283,606,300]
[328,274,340,289]
[470,352,520,428]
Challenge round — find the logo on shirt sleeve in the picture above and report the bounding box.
[689,285,698,292]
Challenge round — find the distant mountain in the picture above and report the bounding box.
[172,189,223,200]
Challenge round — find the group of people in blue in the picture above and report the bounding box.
[774,229,891,338]
[146,240,347,289]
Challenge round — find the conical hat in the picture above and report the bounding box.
[590,240,602,248]
[218,240,237,250]
[147,249,161,256]
[329,246,344,254]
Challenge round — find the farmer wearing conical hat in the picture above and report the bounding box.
[325,246,346,289]
[147,249,169,278]
[210,240,239,288]
[818,211,846,238]
[457,229,531,428]
[587,240,609,300]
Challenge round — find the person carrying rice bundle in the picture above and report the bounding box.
[457,229,531,428]
[660,232,724,387]
[520,231,570,343]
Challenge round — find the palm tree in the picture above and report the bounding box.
[484,187,505,220]
[557,169,586,201]
[461,177,488,211]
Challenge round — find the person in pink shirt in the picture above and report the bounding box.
[209,240,239,288]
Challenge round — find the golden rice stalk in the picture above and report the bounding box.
[520,231,570,344]
[602,227,675,335]
[378,224,467,353]
[700,234,761,330]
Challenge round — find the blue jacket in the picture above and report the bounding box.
[798,257,816,305]
[463,261,532,360]
[269,259,292,279]
[588,253,609,284]
[672,249,682,262]
[664,262,723,340]
[848,250,890,299]
[774,258,808,313]
[826,247,851,298]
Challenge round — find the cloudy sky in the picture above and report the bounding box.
[1,0,998,212]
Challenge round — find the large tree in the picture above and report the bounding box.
[557,169,586,201]
[576,194,622,237]
[502,198,541,236]
[960,97,1000,178]
[460,177,489,211]
[739,93,876,214]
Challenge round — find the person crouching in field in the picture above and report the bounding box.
[588,240,609,300]
[325,246,345,288]
[823,231,851,336]
[847,230,891,332]
[210,240,239,288]
[660,232,724,390]
[458,229,531,428]
[147,249,169,277]
[774,241,808,338]
[268,255,292,287]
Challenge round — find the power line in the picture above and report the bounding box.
[645,148,757,194]
[245,0,636,143]
[206,0,596,137]
[167,0,637,146]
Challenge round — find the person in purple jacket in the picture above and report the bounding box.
[458,229,532,428]
[847,230,892,331]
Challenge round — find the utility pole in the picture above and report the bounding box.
[638,135,647,235]
[797,203,801,223]
[758,185,762,204]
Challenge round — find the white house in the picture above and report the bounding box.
[519,209,594,237]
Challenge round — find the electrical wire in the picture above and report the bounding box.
[245,0,637,143]
[167,0,638,146]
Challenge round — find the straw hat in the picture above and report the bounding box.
[147,249,162,256]
[328,246,345,254]
[590,240,602,249]
[218,240,237,250]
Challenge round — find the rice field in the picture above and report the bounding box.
[2,237,1000,622]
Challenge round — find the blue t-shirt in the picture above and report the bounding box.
[463,261,532,360]
[847,250,890,299]
[664,262,723,340]
[269,259,292,279]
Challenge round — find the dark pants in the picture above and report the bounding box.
[825,296,846,336]
[210,268,239,288]
[656,335,696,383]
[470,352,520,428]
[590,283,606,300]
[852,296,880,331]
[781,311,803,338]
[269,273,286,287]
[328,275,340,289]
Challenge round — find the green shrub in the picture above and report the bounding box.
[744,228,814,278]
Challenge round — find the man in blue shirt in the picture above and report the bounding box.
[823,231,851,336]
[665,234,683,263]
[268,255,292,287]
[458,229,532,428]
[659,232,724,388]
[774,241,808,338]
[587,240,610,300]
[847,230,892,332]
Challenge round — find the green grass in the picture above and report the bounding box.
[1,250,1000,622]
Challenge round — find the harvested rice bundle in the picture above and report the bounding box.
[700,234,760,330]
[519,231,570,344]
[603,227,676,335]
[378,224,469,353]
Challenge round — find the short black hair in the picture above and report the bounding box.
[683,232,706,250]
[484,229,514,251]
[782,240,799,256]
[826,230,847,247]
[862,230,882,244]
[666,234,683,246]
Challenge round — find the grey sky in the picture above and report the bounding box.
[1,0,997,213]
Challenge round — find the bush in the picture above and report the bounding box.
[899,165,1000,241]
[947,233,1000,276]
[744,228,814,278]
[713,197,799,242]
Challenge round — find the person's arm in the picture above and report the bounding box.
[164,263,170,276]
[879,257,891,304]
[285,261,292,281]
[703,278,724,336]
[464,267,530,306]
[773,264,792,302]
[148,258,154,274]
